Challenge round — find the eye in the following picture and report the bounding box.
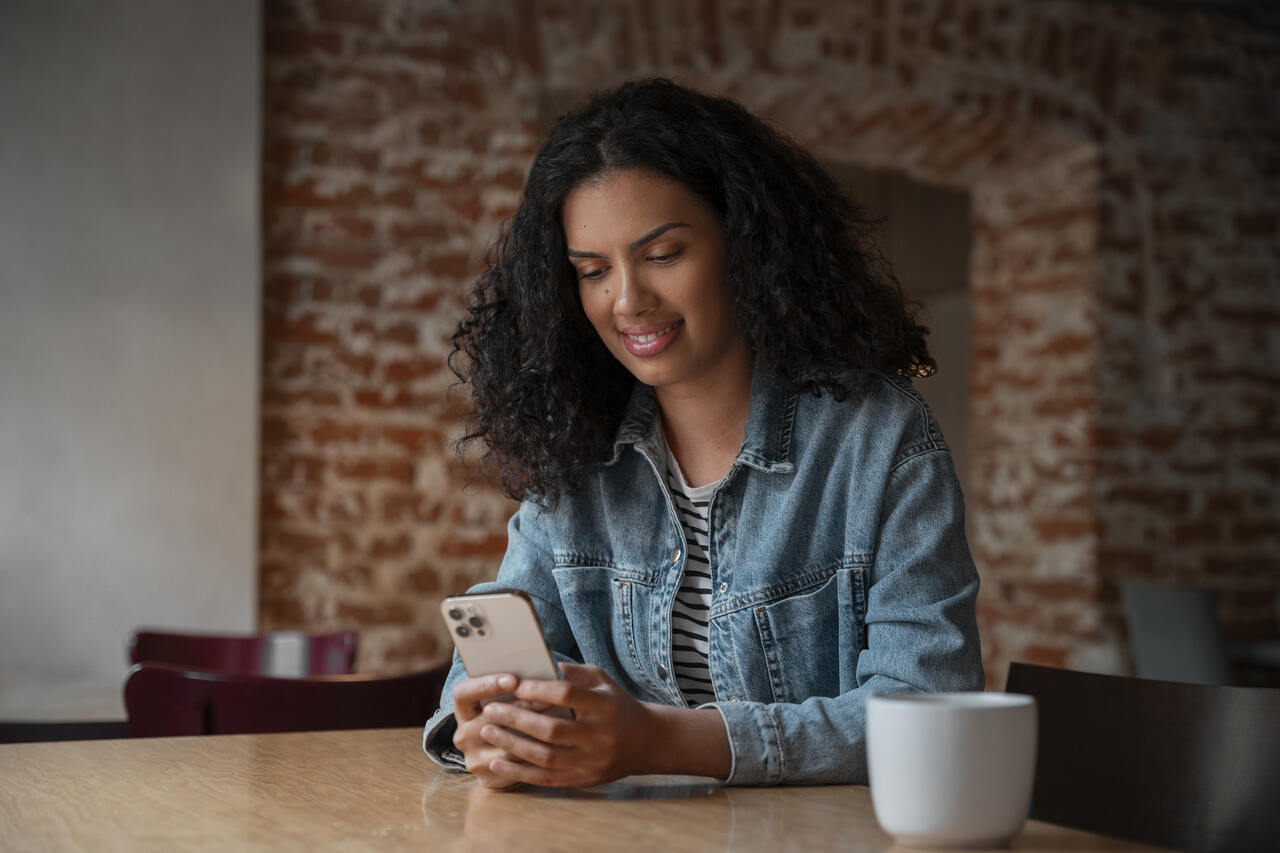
[578,266,608,281]
[646,249,682,264]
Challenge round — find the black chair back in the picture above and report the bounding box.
[1007,662,1280,853]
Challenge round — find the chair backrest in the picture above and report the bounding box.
[1121,582,1232,684]
[128,629,357,676]
[1007,662,1280,853]
[123,662,448,737]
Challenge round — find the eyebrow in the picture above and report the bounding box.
[566,222,691,259]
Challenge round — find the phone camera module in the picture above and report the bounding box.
[455,625,471,638]
[448,608,463,621]
[468,615,484,628]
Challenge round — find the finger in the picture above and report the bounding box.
[481,723,573,770]
[481,701,579,745]
[488,757,597,788]
[452,674,518,718]
[513,678,608,715]
[556,662,609,688]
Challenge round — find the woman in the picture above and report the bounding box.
[423,78,983,788]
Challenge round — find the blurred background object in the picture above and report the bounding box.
[1121,582,1232,684]
[128,628,358,677]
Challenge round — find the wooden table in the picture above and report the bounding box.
[0,728,1165,852]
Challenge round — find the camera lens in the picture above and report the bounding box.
[468,615,484,628]
[448,608,463,621]
[455,625,470,638]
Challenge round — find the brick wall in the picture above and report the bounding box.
[261,0,1280,682]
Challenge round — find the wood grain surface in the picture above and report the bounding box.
[0,728,1166,852]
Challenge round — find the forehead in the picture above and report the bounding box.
[561,170,713,243]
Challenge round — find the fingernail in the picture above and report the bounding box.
[497,675,516,690]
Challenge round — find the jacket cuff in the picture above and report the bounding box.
[422,708,466,771]
[702,700,781,786]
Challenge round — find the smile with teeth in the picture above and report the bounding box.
[624,320,682,343]
[620,318,684,357]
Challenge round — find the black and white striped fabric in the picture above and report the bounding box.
[662,440,720,707]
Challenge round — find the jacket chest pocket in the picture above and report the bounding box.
[550,565,662,700]
[752,567,867,704]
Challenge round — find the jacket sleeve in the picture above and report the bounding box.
[422,500,580,770]
[706,446,984,785]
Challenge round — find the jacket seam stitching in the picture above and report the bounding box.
[714,560,869,617]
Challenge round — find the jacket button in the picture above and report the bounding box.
[657,665,669,680]
[718,582,728,593]
[729,696,741,702]
[670,548,681,563]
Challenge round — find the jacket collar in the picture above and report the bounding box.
[607,366,797,474]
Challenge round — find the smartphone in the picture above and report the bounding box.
[441,590,570,716]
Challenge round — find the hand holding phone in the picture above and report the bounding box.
[441,591,570,717]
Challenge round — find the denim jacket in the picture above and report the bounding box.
[423,369,983,785]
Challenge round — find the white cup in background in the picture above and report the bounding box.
[867,692,1037,849]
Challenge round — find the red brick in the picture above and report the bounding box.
[1232,520,1279,544]
[379,490,441,523]
[391,220,450,243]
[353,320,419,346]
[353,388,417,410]
[262,415,299,445]
[426,252,473,279]
[263,453,327,488]
[335,601,414,626]
[264,24,343,57]
[312,421,364,445]
[380,629,441,667]
[335,457,415,485]
[1031,519,1098,542]
[1233,211,1278,237]
[263,177,376,210]
[1174,520,1221,546]
[266,529,329,562]
[384,357,445,384]
[331,563,374,587]
[1097,547,1156,575]
[381,426,441,455]
[1033,395,1093,416]
[1021,645,1070,669]
[368,532,412,559]
[1021,579,1096,602]
[404,564,442,593]
[333,349,377,379]
[259,558,301,590]
[438,532,508,558]
[266,312,339,344]
[386,290,444,313]
[259,597,307,626]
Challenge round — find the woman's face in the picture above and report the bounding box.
[563,169,750,395]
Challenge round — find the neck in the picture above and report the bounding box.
[656,354,753,488]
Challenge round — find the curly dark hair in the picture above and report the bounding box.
[451,78,934,503]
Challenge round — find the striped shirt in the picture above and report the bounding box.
[660,431,721,707]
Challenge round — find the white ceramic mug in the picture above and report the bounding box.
[866,692,1037,849]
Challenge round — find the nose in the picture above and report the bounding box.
[612,265,657,318]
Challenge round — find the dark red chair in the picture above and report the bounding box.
[123,662,448,737]
[128,628,357,676]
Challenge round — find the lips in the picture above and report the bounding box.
[620,319,684,357]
